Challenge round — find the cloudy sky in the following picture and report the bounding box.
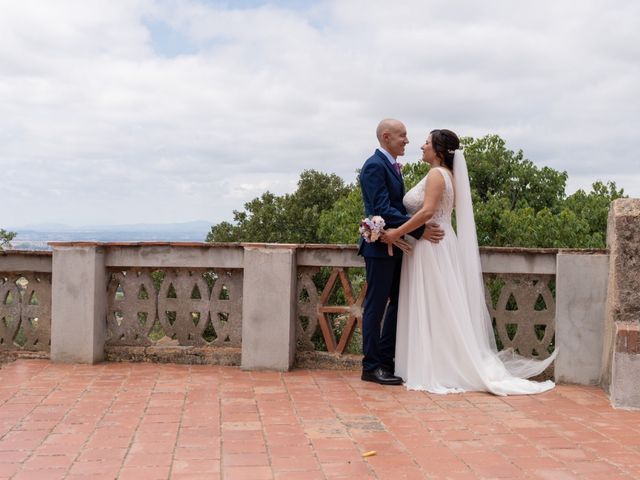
[2,0,638,228]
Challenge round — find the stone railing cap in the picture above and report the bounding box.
[31,242,607,255]
[47,241,242,248]
[0,249,52,257]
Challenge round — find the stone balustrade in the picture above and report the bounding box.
[0,244,606,376]
[0,250,52,357]
[0,199,638,408]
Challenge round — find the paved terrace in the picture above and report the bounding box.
[1,360,639,480]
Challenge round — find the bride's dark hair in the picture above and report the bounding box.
[430,129,460,170]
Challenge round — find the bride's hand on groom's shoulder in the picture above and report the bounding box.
[422,223,444,244]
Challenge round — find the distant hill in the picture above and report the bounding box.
[8,221,213,250]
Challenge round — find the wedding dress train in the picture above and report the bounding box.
[395,160,557,396]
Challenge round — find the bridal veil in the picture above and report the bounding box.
[452,150,558,378]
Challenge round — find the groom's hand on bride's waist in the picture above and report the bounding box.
[422,223,444,244]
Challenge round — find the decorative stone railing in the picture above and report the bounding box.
[1,243,608,381]
[295,251,560,362]
[106,267,243,348]
[0,251,52,355]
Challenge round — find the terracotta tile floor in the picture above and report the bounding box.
[1,360,639,479]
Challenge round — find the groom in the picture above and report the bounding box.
[358,119,443,385]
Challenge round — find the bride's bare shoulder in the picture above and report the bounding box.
[425,168,446,190]
[427,167,449,181]
[429,167,455,184]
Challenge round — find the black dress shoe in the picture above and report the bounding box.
[361,367,403,386]
[380,368,403,383]
[382,363,396,374]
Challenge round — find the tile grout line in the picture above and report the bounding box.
[114,364,156,480]
[254,371,275,480]
[319,371,380,479]
[166,364,190,479]
[282,371,328,480]
[218,366,225,480]
[26,363,125,479]
[542,390,637,478]
[471,392,609,478]
[377,384,449,479]
[6,361,63,477]
[52,363,127,479]
[70,364,126,479]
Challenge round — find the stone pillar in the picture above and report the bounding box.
[50,244,107,363]
[555,252,609,384]
[241,245,297,371]
[601,199,640,408]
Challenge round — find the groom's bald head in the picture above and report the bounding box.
[376,118,404,142]
[376,118,408,158]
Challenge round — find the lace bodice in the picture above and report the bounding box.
[403,167,454,225]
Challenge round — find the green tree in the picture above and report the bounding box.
[317,182,363,244]
[562,180,625,244]
[491,206,597,248]
[207,191,287,243]
[206,170,350,243]
[461,135,568,211]
[474,194,512,246]
[0,229,16,251]
[280,170,351,243]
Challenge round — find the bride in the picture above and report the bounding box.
[383,129,557,395]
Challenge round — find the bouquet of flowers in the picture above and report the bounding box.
[359,215,412,255]
[359,215,385,243]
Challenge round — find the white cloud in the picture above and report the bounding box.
[1,0,638,229]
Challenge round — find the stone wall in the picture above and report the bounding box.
[601,199,640,408]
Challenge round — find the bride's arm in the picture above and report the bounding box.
[383,172,445,243]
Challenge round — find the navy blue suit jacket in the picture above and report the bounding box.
[358,149,425,258]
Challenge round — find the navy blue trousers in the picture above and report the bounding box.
[362,255,403,372]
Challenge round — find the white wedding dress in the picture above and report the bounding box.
[395,164,557,396]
